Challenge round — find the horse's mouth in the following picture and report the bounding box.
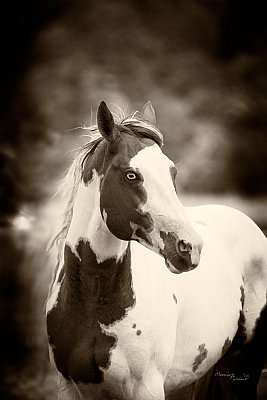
[164,257,182,274]
[160,230,202,274]
[163,254,196,274]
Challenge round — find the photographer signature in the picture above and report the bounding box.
[215,372,249,381]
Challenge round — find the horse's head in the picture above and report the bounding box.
[83,101,203,273]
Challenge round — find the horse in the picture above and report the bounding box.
[46,101,267,400]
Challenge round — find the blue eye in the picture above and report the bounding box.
[126,172,137,181]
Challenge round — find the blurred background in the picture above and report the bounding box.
[1,0,267,398]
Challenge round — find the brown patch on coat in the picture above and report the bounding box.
[192,343,208,372]
[222,337,232,356]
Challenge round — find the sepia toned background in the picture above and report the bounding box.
[1,0,267,398]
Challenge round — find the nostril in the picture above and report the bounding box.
[177,239,192,255]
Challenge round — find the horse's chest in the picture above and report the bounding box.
[102,294,179,384]
[47,297,117,383]
[47,241,136,384]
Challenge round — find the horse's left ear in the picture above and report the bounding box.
[142,101,156,125]
[97,101,119,142]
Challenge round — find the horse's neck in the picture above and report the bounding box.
[46,173,135,383]
[61,171,134,320]
[66,171,128,262]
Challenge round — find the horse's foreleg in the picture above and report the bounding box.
[133,367,165,400]
[57,375,81,400]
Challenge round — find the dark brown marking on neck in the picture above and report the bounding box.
[46,240,135,383]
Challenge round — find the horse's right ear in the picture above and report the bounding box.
[142,101,156,125]
[97,101,118,142]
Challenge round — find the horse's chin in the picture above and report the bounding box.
[164,258,182,274]
[163,252,197,274]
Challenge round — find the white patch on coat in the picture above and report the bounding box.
[186,204,267,340]
[99,240,178,397]
[46,272,64,313]
[129,145,197,249]
[46,244,65,313]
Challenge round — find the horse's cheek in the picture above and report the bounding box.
[100,175,138,239]
[106,209,134,240]
[100,185,128,240]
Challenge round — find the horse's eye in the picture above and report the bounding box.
[126,172,137,181]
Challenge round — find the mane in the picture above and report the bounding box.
[47,107,164,294]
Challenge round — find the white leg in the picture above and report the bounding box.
[134,368,165,400]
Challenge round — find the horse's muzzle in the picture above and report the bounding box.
[176,239,202,268]
[160,231,203,273]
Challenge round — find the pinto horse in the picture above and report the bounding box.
[46,101,267,400]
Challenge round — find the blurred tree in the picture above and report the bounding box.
[219,0,267,194]
[1,0,71,223]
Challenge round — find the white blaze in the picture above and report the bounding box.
[129,145,193,248]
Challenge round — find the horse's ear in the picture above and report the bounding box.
[142,101,156,125]
[97,101,118,141]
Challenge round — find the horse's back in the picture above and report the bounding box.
[186,204,267,251]
[187,204,267,277]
